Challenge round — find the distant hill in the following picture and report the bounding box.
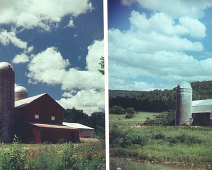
[109,80,212,112]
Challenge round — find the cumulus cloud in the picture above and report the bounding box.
[129,11,206,38]
[135,0,212,19]
[0,29,34,63]
[109,9,211,90]
[27,40,104,114]
[57,89,104,115]
[109,77,156,91]
[0,29,27,49]
[13,54,29,63]
[27,47,69,84]
[0,0,92,30]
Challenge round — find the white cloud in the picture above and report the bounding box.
[120,0,137,6]
[129,11,206,38]
[86,40,104,72]
[66,18,75,28]
[109,9,212,90]
[109,77,156,91]
[13,54,29,63]
[135,0,212,19]
[27,47,69,84]
[27,40,104,90]
[27,46,34,53]
[57,89,104,115]
[0,29,27,49]
[0,0,92,30]
[27,40,104,114]
[179,16,206,38]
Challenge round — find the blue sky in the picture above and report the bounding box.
[108,0,212,91]
[0,0,104,115]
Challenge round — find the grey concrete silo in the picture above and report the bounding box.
[15,86,28,101]
[176,81,192,125]
[0,62,15,142]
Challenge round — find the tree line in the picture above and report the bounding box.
[63,108,105,139]
[109,80,212,112]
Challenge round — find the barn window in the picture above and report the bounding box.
[35,114,39,119]
[51,116,55,121]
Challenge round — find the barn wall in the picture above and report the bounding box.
[24,94,63,124]
[31,126,80,144]
[80,129,94,138]
[192,113,210,126]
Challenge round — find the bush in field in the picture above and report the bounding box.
[125,112,134,119]
[126,108,135,114]
[109,105,126,114]
[109,126,125,147]
[121,132,148,147]
[125,108,135,119]
[144,110,175,126]
[110,127,149,148]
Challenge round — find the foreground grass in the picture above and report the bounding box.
[110,125,212,166]
[0,140,105,170]
[110,112,212,166]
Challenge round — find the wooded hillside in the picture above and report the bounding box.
[109,80,212,112]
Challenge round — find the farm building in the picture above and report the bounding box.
[0,62,82,143]
[63,122,94,138]
[192,99,212,126]
[15,93,80,143]
[176,81,212,126]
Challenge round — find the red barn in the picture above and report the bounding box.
[15,93,80,143]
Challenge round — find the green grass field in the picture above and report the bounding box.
[110,112,212,168]
[109,112,159,126]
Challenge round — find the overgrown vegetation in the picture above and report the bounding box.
[0,139,105,170]
[110,125,212,165]
[144,110,175,126]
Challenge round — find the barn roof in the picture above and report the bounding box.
[192,99,212,113]
[29,122,78,130]
[63,122,94,130]
[15,93,46,108]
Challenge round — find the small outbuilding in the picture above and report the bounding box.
[192,99,212,126]
[15,93,80,143]
[63,122,94,138]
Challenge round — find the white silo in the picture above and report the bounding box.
[15,86,28,101]
[176,81,192,125]
[0,62,15,142]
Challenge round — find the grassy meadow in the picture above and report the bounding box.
[110,112,212,168]
[0,139,105,170]
[110,111,159,126]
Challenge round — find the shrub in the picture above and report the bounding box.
[125,112,134,119]
[109,105,126,114]
[144,110,175,126]
[126,108,135,115]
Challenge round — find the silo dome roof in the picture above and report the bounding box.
[15,86,28,93]
[178,81,191,89]
[0,62,14,71]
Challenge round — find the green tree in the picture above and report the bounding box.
[109,105,126,114]
[98,56,104,75]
